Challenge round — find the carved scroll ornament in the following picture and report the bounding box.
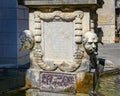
[19,11,99,72]
[34,11,84,21]
[32,10,84,72]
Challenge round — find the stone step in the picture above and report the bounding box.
[26,89,89,96]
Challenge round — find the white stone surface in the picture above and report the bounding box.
[82,11,90,33]
[43,21,74,61]
[97,0,115,43]
[20,10,99,72]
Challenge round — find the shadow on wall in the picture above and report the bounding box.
[17,0,24,5]
[0,64,30,93]
[97,27,104,45]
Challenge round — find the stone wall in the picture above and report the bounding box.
[0,0,29,65]
[0,0,18,64]
[17,5,30,64]
[97,0,115,43]
[0,0,29,92]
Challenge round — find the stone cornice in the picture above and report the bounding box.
[18,0,104,9]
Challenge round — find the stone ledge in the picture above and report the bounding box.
[26,89,89,96]
[0,63,30,69]
[22,0,97,5]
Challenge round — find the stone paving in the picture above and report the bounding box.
[98,43,120,68]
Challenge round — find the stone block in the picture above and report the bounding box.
[2,20,17,33]
[97,0,115,43]
[76,73,93,93]
[0,58,17,64]
[26,89,89,96]
[17,5,29,20]
[23,0,97,5]
[0,45,17,58]
[43,21,74,61]
[0,33,17,45]
[17,20,29,32]
[99,25,115,43]
[0,9,3,19]
[0,1,3,8]
[17,8,25,19]
[24,8,29,19]
[39,71,76,94]
[2,0,17,8]
[82,11,90,32]
[1,8,17,19]
[26,69,93,94]
[0,22,2,32]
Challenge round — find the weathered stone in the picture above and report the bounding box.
[97,0,115,43]
[26,69,93,94]
[39,71,76,94]
[22,0,100,6]
[26,89,89,96]
[19,0,104,94]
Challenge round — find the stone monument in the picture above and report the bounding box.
[19,0,104,94]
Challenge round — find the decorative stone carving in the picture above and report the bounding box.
[32,10,84,72]
[34,11,84,22]
[19,30,34,50]
[19,10,98,73]
[81,31,98,72]
[82,31,98,54]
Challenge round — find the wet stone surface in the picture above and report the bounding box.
[98,73,120,96]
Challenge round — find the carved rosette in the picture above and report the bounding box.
[32,10,84,72]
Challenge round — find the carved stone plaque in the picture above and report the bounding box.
[43,21,74,62]
[39,71,76,94]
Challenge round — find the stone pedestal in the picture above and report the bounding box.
[26,69,93,94]
[19,0,104,94]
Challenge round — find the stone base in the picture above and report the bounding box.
[26,89,89,96]
[26,68,93,94]
[76,72,93,93]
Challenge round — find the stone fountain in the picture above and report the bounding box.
[19,0,104,95]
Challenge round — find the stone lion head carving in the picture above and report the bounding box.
[82,31,98,54]
[19,30,34,50]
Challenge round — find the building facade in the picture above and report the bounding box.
[97,0,116,43]
[116,0,120,30]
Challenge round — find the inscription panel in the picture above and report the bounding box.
[39,71,76,94]
[43,21,74,61]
